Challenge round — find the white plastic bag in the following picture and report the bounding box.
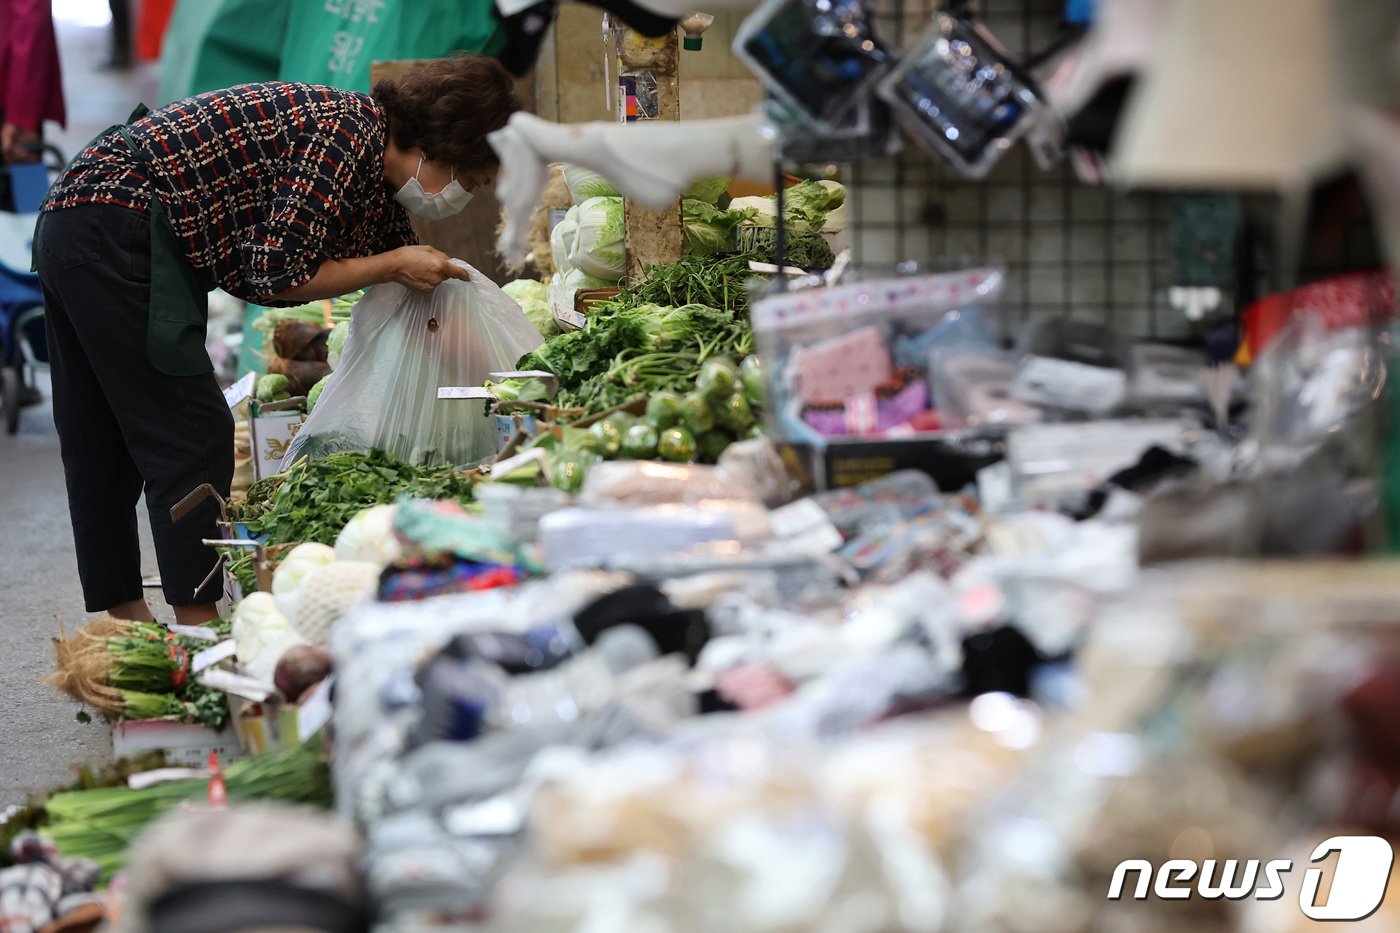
[282,262,543,469]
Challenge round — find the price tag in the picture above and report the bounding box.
[437,386,495,400]
[223,372,256,409]
[168,624,219,642]
[297,676,334,741]
[491,370,555,380]
[192,639,238,674]
[556,308,587,330]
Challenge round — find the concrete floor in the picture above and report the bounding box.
[0,12,161,807]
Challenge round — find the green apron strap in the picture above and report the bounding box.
[117,114,216,378]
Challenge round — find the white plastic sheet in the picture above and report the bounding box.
[282,262,543,469]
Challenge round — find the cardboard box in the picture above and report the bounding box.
[493,412,541,451]
[776,436,1004,492]
[230,677,332,754]
[229,698,298,755]
[248,400,306,480]
[112,719,243,767]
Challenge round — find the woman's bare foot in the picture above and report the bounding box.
[173,604,221,626]
[108,599,156,623]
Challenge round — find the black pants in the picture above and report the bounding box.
[35,205,232,611]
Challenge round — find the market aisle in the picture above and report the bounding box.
[0,9,160,807]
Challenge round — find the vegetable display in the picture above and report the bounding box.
[47,618,232,730]
[561,164,621,202]
[326,321,350,370]
[43,738,332,882]
[502,278,558,338]
[230,449,475,547]
[307,375,330,411]
[683,199,745,257]
[250,292,357,342]
[516,301,754,415]
[520,353,766,491]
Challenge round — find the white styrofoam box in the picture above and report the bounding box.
[112,720,244,767]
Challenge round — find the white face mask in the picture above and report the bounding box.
[394,157,473,220]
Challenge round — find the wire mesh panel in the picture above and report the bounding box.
[840,0,1180,339]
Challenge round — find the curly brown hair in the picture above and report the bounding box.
[373,54,521,174]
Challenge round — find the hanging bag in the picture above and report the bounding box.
[282,262,542,469]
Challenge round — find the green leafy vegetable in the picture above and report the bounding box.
[255,374,291,403]
[683,199,744,257]
[307,375,330,412]
[570,196,627,281]
[563,268,621,290]
[503,279,560,338]
[502,279,549,305]
[251,302,350,341]
[44,738,332,882]
[562,164,621,202]
[326,321,350,370]
[232,450,475,546]
[513,253,767,418]
[735,227,835,271]
[487,377,552,407]
[683,176,731,205]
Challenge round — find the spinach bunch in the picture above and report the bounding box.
[239,449,475,546]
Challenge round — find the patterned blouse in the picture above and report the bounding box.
[44,82,418,305]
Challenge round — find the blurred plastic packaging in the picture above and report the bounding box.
[538,505,773,572]
[752,268,1006,443]
[1012,317,1127,415]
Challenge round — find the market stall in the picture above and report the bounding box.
[6,0,1400,931]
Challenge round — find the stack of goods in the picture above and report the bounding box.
[324,457,1133,929]
[529,171,846,336]
[489,252,771,492]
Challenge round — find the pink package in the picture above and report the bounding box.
[791,326,893,405]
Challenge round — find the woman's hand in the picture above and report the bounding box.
[272,248,469,303]
[1,123,41,163]
[388,245,471,292]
